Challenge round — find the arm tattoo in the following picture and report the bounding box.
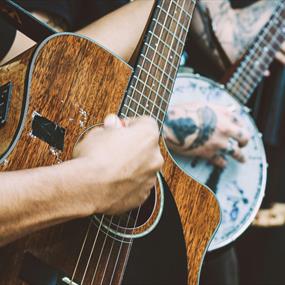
[165,114,198,146]
[203,0,276,61]
[232,1,277,57]
[188,106,217,150]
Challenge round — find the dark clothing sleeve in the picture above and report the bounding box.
[0,0,129,61]
[15,0,129,31]
[0,18,16,61]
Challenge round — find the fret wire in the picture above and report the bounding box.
[147,0,182,122]
[149,23,184,57]
[133,74,173,97]
[126,0,174,120]
[125,93,166,119]
[123,0,193,126]
[144,41,180,70]
[128,0,175,119]
[156,0,193,128]
[128,84,168,108]
[152,19,185,46]
[151,0,187,127]
[156,0,193,129]
[138,54,177,83]
[175,1,192,18]
[129,79,169,105]
[157,4,188,33]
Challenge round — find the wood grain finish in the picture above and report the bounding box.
[0,34,220,285]
[0,49,33,157]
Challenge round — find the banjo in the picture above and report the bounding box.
[165,1,285,251]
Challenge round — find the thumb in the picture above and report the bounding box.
[104,114,124,129]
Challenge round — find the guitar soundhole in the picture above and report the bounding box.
[92,186,158,241]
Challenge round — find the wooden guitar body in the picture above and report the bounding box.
[0,34,220,284]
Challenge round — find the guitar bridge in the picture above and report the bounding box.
[0,81,12,128]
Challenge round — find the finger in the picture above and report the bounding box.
[275,51,285,65]
[230,145,246,163]
[148,149,164,171]
[225,127,250,147]
[104,114,123,128]
[210,155,227,168]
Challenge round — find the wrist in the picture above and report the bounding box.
[57,157,110,217]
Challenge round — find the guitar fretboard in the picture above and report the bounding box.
[226,1,285,104]
[120,0,196,130]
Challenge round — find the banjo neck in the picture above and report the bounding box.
[120,0,196,130]
[225,1,285,105]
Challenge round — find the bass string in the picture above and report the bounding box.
[94,215,126,285]
[87,215,115,284]
[74,215,106,283]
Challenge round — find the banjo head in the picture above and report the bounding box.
[164,70,267,251]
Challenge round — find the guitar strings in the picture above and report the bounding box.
[89,2,176,283]
[110,1,190,283]
[70,0,191,283]
[79,215,106,283]
[88,1,175,283]
[70,220,93,281]
[89,216,115,284]
[75,0,282,283]
[95,215,127,285]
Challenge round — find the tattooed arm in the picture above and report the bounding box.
[163,103,250,168]
[192,0,285,67]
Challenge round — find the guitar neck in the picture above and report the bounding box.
[226,1,285,104]
[120,0,196,130]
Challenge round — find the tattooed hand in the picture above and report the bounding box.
[194,0,285,66]
[163,102,250,168]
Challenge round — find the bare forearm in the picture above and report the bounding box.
[1,0,154,65]
[78,0,154,62]
[0,161,92,246]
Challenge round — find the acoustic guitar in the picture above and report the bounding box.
[0,0,220,284]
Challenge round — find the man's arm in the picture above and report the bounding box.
[192,0,285,67]
[0,1,161,247]
[1,0,154,65]
[0,115,163,247]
